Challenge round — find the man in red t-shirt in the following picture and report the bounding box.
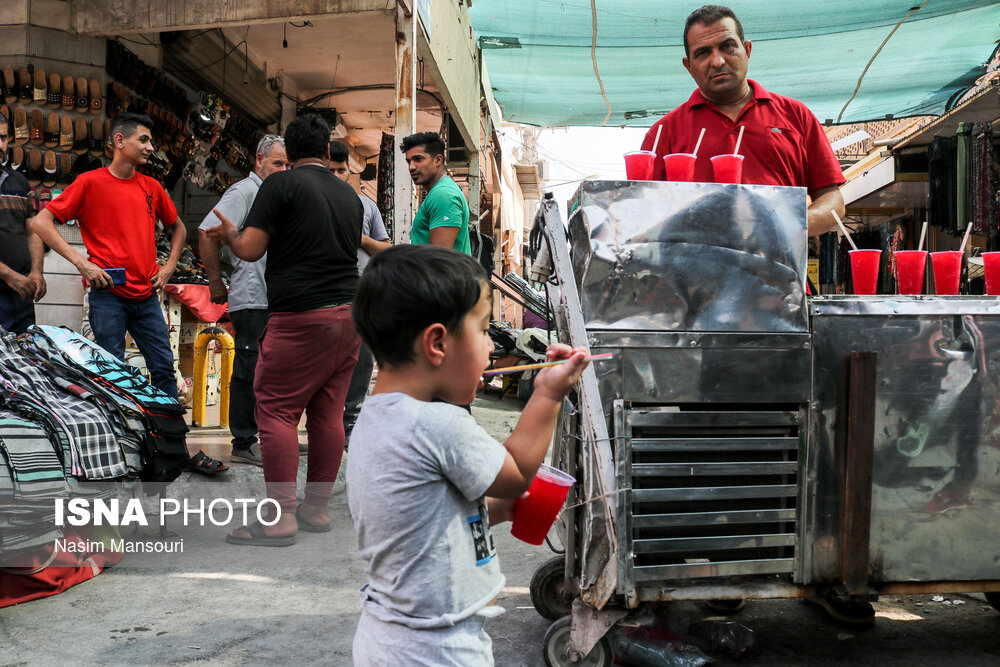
[641,4,845,237]
[32,112,226,475]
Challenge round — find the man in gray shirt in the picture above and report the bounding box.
[197,134,288,465]
[328,141,390,443]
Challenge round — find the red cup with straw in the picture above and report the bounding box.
[711,125,745,184]
[833,211,881,295]
[664,127,705,182]
[895,221,928,295]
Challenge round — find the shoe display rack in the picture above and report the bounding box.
[0,62,106,213]
[106,40,265,196]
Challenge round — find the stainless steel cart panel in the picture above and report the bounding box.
[809,296,1000,583]
[568,180,809,333]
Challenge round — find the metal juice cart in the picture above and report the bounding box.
[529,180,1000,666]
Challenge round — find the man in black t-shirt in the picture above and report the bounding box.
[207,115,362,546]
[0,111,46,332]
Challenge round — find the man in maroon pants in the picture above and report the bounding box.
[206,114,362,546]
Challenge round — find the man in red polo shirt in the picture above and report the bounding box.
[642,4,845,237]
[643,5,862,624]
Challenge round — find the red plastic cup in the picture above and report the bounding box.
[510,464,576,545]
[849,249,881,295]
[930,250,963,295]
[624,150,656,180]
[894,250,927,295]
[982,252,1000,295]
[663,153,697,182]
[710,154,744,183]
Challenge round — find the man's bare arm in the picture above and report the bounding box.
[30,208,112,289]
[428,226,460,249]
[152,217,187,291]
[360,235,392,255]
[204,209,269,261]
[25,215,46,301]
[198,228,228,303]
[807,186,846,237]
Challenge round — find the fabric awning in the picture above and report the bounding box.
[470,0,1000,127]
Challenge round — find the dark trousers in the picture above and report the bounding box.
[88,289,177,399]
[343,341,374,438]
[0,289,35,334]
[228,308,269,450]
[254,306,359,511]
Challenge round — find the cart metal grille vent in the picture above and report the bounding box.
[617,406,801,584]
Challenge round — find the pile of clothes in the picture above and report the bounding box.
[0,325,189,564]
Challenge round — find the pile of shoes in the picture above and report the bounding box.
[156,234,214,285]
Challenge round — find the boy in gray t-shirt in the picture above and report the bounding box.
[347,245,589,666]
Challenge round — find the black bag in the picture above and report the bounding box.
[469,228,496,274]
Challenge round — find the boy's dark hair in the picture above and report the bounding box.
[353,244,488,367]
[283,114,331,162]
[110,112,154,141]
[400,131,445,158]
[684,5,744,56]
[328,140,351,163]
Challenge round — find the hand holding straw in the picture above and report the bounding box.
[484,352,613,377]
[960,221,974,254]
[733,125,745,155]
[652,124,663,154]
[692,127,706,156]
[831,211,858,251]
[917,220,928,252]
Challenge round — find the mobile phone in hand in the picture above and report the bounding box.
[106,268,126,285]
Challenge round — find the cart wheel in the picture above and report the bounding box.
[543,616,614,667]
[530,556,573,621]
[985,592,1000,613]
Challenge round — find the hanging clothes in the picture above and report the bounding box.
[968,121,997,236]
[928,135,958,233]
[377,131,395,240]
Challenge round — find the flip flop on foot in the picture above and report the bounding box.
[295,505,331,533]
[226,521,296,547]
[185,450,229,475]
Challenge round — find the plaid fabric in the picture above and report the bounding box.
[0,332,125,480]
[0,413,68,499]
[23,332,187,482]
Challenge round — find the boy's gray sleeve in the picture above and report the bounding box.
[419,408,507,502]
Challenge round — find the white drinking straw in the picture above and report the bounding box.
[733,125,745,155]
[831,211,858,251]
[692,127,706,157]
[917,220,928,252]
[959,221,974,254]
[652,124,663,154]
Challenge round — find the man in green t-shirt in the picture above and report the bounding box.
[401,132,470,254]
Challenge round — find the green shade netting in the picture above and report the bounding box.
[469,0,1000,126]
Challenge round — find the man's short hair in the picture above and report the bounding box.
[283,115,330,162]
[400,131,445,158]
[683,4,744,57]
[353,244,487,367]
[328,140,350,164]
[0,111,8,133]
[110,112,154,141]
[256,134,284,158]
